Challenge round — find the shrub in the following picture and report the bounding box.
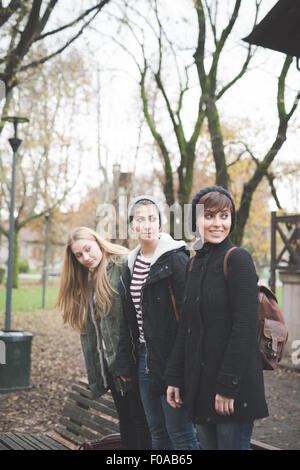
[19,258,30,273]
[0,267,5,283]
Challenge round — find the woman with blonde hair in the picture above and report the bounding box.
[56,226,151,450]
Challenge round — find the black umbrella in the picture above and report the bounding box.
[243,0,300,66]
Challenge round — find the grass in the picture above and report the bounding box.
[276,287,282,309]
[0,283,283,314]
[0,285,59,313]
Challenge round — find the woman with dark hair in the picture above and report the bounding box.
[116,195,199,450]
[166,186,268,450]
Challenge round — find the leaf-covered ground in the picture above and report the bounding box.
[0,310,299,450]
[252,367,300,450]
[0,310,86,434]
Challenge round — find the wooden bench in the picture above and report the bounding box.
[0,378,118,450]
[0,378,280,450]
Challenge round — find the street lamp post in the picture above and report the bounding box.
[42,213,50,309]
[0,116,33,393]
[2,116,29,331]
[0,116,34,394]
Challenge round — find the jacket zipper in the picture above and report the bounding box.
[120,273,137,365]
[120,274,127,297]
[140,283,150,374]
[89,298,108,390]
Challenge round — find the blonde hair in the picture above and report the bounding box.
[56,227,128,333]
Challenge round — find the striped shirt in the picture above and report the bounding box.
[130,250,152,343]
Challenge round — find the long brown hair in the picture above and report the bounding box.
[56,227,128,333]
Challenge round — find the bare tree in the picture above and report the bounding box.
[193,0,300,245]
[107,0,299,244]
[0,0,111,132]
[0,49,89,286]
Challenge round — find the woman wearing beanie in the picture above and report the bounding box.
[116,196,199,450]
[165,186,268,450]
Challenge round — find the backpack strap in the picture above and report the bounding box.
[223,246,237,278]
[167,278,179,321]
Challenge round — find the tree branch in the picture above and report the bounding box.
[234,55,298,245]
[216,43,253,101]
[193,0,208,90]
[209,0,241,92]
[140,67,174,205]
[0,0,22,28]
[34,0,110,41]
[20,23,87,71]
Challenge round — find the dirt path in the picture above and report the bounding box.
[1,309,299,450]
[253,368,300,450]
[0,310,86,434]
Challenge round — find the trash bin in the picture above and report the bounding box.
[0,330,33,393]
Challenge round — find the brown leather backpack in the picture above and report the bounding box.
[224,247,288,370]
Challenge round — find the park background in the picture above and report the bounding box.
[0,0,299,450]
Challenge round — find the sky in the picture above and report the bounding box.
[1,0,299,212]
[78,0,300,211]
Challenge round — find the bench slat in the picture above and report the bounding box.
[71,383,93,399]
[0,433,27,450]
[68,392,118,419]
[31,434,69,450]
[61,402,119,435]
[96,396,116,412]
[0,442,9,450]
[46,431,78,450]
[59,417,104,440]
[250,439,280,450]
[60,414,118,436]
[12,433,50,450]
[70,385,116,412]
[53,425,86,446]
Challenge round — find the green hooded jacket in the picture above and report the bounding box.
[80,255,129,399]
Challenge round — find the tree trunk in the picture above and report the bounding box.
[206,98,229,189]
[177,148,196,206]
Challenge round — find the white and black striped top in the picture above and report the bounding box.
[130,251,152,343]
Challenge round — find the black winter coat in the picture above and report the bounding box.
[165,237,269,424]
[116,243,189,397]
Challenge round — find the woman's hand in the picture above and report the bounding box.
[166,386,183,408]
[215,394,235,415]
[120,376,132,382]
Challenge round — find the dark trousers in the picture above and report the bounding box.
[137,343,199,450]
[108,373,151,450]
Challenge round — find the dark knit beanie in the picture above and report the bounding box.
[191,185,236,234]
[128,194,162,226]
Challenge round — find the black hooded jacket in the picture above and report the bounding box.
[164,186,269,424]
[116,233,190,397]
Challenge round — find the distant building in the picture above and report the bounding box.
[0,226,64,274]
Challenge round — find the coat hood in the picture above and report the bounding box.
[127,232,187,273]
